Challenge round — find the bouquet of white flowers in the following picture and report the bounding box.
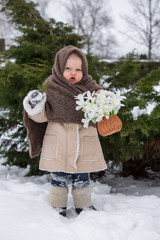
[75,90,126,128]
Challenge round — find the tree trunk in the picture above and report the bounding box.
[148,0,152,60]
[0,38,5,51]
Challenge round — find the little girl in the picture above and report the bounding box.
[23,45,107,217]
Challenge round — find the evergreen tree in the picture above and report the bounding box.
[0,0,108,175]
[100,59,160,178]
[0,0,84,175]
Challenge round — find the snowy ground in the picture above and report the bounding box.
[0,158,160,240]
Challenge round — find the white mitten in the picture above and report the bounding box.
[23,90,46,116]
[30,90,43,107]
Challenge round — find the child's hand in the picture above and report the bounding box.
[30,90,43,107]
[96,90,101,94]
[93,89,101,97]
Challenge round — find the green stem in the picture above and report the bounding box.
[110,110,115,115]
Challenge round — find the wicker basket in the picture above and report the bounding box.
[97,114,122,136]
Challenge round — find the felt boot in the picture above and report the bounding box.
[75,205,97,215]
[55,207,67,217]
[72,188,95,215]
[49,187,68,217]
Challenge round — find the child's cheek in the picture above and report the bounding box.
[63,71,67,79]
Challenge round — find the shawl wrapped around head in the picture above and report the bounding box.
[24,45,102,158]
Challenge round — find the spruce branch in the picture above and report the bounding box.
[37,78,50,93]
[106,51,135,89]
[28,7,54,35]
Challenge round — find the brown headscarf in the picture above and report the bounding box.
[24,45,102,158]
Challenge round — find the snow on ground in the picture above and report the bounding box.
[0,158,160,240]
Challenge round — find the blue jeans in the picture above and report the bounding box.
[51,172,90,189]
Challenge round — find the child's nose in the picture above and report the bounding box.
[71,70,76,75]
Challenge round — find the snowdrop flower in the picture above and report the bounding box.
[86,90,94,100]
[75,92,87,111]
[95,109,105,122]
[115,90,126,104]
[75,89,126,128]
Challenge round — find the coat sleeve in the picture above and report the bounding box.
[23,90,47,123]
[28,108,47,123]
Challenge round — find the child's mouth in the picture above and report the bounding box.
[70,77,76,82]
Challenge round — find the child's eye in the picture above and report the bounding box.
[65,67,71,70]
[76,69,82,71]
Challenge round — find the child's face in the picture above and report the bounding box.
[63,54,83,84]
